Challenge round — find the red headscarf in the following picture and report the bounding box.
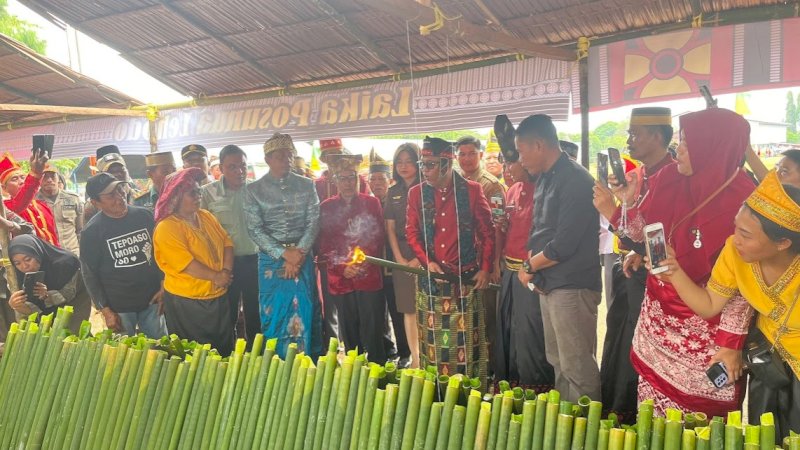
[154,167,207,223]
[642,108,755,282]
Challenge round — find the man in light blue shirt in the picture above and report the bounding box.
[244,133,322,358]
[201,145,261,346]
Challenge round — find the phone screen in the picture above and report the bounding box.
[23,271,45,301]
[607,148,627,187]
[32,135,54,158]
[645,226,668,273]
[597,153,609,186]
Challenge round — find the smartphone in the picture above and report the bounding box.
[32,134,54,159]
[23,271,45,301]
[607,147,627,187]
[644,223,668,275]
[706,362,728,388]
[597,152,609,186]
[490,195,504,217]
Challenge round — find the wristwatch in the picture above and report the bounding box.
[522,259,536,275]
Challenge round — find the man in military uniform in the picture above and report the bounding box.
[181,144,211,184]
[133,151,176,210]
[37,165,84,255]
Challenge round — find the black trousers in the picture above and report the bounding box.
[319,269,339,344]
[383,276,410,359]
[330,289,388,364]
[228,254,261,346]
[748,360,800,443]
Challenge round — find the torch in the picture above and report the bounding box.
[349,247,500,290]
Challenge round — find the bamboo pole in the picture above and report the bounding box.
[0,104,147,117]
[578,37,590,170]
[0,182,19,291]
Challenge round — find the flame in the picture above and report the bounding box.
[347,247,366,265]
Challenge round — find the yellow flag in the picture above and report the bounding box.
[310,145,321,171]
[735,93,751,116]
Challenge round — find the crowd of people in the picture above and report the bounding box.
[0,105,798,441]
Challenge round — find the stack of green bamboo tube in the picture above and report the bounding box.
[0,307,798,450]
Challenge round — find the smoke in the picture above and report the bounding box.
[327,209,382,265]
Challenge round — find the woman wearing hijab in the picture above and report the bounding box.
[153,167,235,356]
[7,234,91,334]
[384,143,421,368]
[610,108,756,417]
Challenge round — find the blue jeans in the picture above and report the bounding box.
[118,303,168,338]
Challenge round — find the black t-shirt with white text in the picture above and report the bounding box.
[79,206,162,313]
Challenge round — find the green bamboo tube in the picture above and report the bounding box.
[71,339,110,450]
[573,417,589,450]
[110,346,146,450]
[447,405,467,450]
[320,366,343,450]
[488,394,504,449]
[368,389,388,450]
[598,428,611,450]
[40,338,81,449]
[385,361,398,385]
[683,430,697,450]
[664,409,684,450]
[696,427,711,450]
[437,375,450,402]
[745,426,761,447]
[609,428,626,450]
[585,401,604,450]
[214,339,248,449]
[379,384,400,450]
[519,399,538,450]
[267,343,298,448]
[474,402,492,450]
[499,380,511,393]
[1,321,40,449]
[123,348,164,450]
[556,414,575,450]
[391,370,414,450]
[127,349,167,450]
[414,378,437,450]
[725,411,743,450]
[787,436,800,450]
[507,414,523,450]
[341,355,366,450]
[283,356,312,450]
[576,395,591,417]
[230,351,264,449]
[760,413,776,450]
[348,364,370,450]
[513,387,525,414]
[199,361,229,450]
[305,357,328,450]
[313,339,340,450]
[709,417,724,450]
[560,401,575,415]
[253,356,281,450]
[52,340,97,448]
[637,400,654,450]
[495,390,515,450]
[75,341,115,450]
[608,413,620,428]
[240,354,270,450]
[460,390,483,450]
[435,375,463,450]
[626,430,639,450]
[401,373,427,450]
[743,445,759,450]
[329,354,356,450]
[89,342,130,450]
[424,403,444,450]
[533,393,550,450]
[169,347,206,450]
[180,351,215,450]
[544,390,562,450]
[295,366,319,450]
[695,413,709,428]
[150,358,189,450]
[360,365,386,450]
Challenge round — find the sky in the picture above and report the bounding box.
[8,1,797,140]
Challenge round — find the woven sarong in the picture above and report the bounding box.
[416,282,487,387]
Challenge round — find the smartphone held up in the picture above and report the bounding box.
[644,222,668,275]
[607,147,627,187]
[32,134,55,159]
[596,152,609,187]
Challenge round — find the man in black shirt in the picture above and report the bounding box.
[80,173,167,338]
[516,114,602,402]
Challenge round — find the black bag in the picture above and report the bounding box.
[743,289,798,389]
[743,326,791,389]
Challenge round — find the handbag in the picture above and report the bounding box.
[743,288,799,389]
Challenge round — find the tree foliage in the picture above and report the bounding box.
[0,0,46,54]
[559,120,629,162]
[787,91,798,134]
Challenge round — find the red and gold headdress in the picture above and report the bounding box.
[745,170,800,232]
[0,153,23,185]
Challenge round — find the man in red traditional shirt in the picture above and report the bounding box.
[314,138,371,202]
[492,139,554,389]
[0,151,59,247]
[406,136,494,383]
[319,153,387,364]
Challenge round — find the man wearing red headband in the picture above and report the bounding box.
[314,138,371,202]
[406,136,494,384]
[0,151,59,247]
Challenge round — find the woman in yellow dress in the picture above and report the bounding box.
[657,170,800,440]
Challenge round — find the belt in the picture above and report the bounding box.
[504,256,523,272]
[280,242,298,248]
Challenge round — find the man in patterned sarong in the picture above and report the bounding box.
[406,136,495,386]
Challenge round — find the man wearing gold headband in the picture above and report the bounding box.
[133,151,177,210]
[658,170,800,440]
[0,152,59,247]
[244,133,321,359]
[592,106,674,420]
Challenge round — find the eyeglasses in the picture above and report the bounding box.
[335,175,358,182]
[101,185,127,199]
[418,161,441,170]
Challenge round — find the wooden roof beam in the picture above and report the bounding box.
[157,0,286,87]
[0,82,48,104]
[472,0,516,36]
[0,103,146,116]
[356,0,574,61]
[310,0,401,72]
